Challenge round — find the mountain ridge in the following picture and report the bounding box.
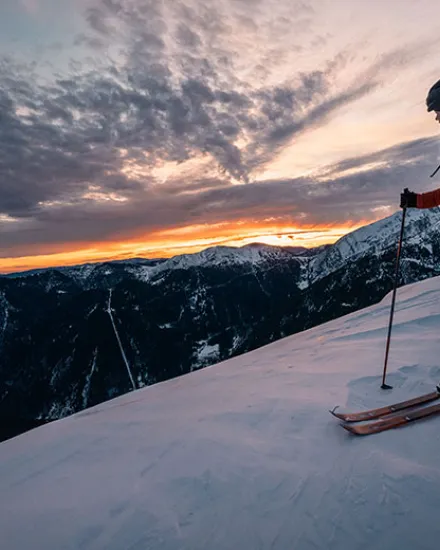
[1,209,440,442]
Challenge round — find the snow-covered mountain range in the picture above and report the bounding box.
[6,208,439,287]
[311,208,440,281]
[1,208,440,441]
[2,273,440,550]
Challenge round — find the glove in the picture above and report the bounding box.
[400,188,417,208]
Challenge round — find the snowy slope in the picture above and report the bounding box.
[2,276,440,549]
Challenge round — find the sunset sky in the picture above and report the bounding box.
[1,0,440,273]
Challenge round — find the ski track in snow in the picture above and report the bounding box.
[82,349,98,409]
[2,277,440,549]
[107,290,136,391]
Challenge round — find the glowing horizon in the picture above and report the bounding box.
[0,218,374,274]
[1,0,440,274]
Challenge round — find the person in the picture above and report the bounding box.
[426,79,440,122]
[400,79,440,208]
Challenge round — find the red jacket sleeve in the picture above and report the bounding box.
[416,189,440,209]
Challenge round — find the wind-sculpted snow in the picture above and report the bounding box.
[2,276,440,550]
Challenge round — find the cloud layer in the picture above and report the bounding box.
[1,0,439,260]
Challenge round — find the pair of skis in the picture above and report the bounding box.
[331,388,440,435]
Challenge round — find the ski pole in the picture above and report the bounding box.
[381,206,407,389]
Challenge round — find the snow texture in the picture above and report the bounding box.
[2,276,440,549]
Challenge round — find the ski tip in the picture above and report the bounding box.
[329,406,342,419]
[329,406,353,422]
[341,423,364,436]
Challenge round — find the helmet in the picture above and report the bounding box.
[426,79,440,112]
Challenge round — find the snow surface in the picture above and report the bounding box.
[2,276,440,549]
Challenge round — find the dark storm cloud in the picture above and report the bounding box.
[298,137,440,220]
[171,136,440,229]
[0,0,438,256]
[86,7,113,35]
[2,136,438,258]
[176,24,202,49]
[0,50,353,217]
[0,62,144,218]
